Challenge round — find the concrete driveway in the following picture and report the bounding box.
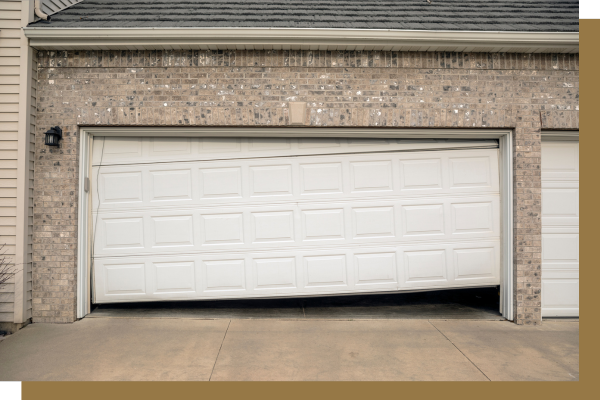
[0,318,578,381]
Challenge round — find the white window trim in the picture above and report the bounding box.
[77,127,514,321]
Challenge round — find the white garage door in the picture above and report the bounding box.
[90,137,501,303]
[541,139,579,317]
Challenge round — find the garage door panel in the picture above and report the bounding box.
[150,169,193,202]
[299,162,344,194]
[92,150,500,211]
[153,261,197,294]
[542,278,579,317]
[401,204,445,237]
[149,137,193,157]
[541,143,578,170]
[94,239,500,303]
[542,234,579,263]
[400,241,500,289]
[92,137,498,166]
[152,215,195,248]
[301,208,346,242]
[99,171,144,205]
[350,160,395,193]
[399,158,443,191]
[450,201,495,234]
[200,212,245,245]
[448,156,494,189]
[102,217,145,250]
[453,246,497,281]
[93,195,499,258]
[92,140,501,303]
[253,257,298,290]
[103,263,146,295]
[354,252,398,287]
[198,137,242,153]
[541,139,579,317]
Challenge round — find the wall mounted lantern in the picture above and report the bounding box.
[44,126,62,146]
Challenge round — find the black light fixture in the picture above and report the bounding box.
[44,126,62,146]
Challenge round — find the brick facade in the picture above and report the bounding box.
[33,50,579,325]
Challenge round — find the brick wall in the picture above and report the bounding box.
[33,50,579,325]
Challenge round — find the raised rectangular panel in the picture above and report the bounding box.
[404,250,446,282]
[150,137,192,155]
[400,159,442,190]
[102,137,142,159]
[248,138,291,151]
[451,202,493,233]
[151,170,192,201]
[300,163,343,194]
[542,189,578,217]
[152,216,194,247]
[454,248,494,279]
[254,258,296,289]
[353,207,395,238]
[103,218,144,249]
[204,260,245,291]
[302,209,345,241]
[250,165,293,197]
[105,264,145,294]
[351,161,393,192]
[304,255,347,287]
[101,172,143,203]
[355,253,396,284]
[449,157,491,188]
[154,262,195,293]
[542,280,579,309]
[199,167,242,199]
[298,139,341,149]
[201,214,244,244]
[347,139,388,146]
[199,138,242,153]
[251,211,295,243]
[403,205,444,236]
[542,234,579,262]
[542,143,578,171]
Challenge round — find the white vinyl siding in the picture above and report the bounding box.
[0,0,22,323]
[0,0,34,323]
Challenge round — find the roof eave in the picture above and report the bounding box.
[22,27,579,53]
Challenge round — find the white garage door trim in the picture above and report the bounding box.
[77,128,513,321]
[541,131,579,318]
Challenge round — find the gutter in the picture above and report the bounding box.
[34,0,50,21]
[22,27,579,53]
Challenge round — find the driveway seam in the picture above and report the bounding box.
[209,319,231,381]
[428,320,491,381]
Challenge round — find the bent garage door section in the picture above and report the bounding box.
[91,137,501,303]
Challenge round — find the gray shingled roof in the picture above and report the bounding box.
[29,0,579,32]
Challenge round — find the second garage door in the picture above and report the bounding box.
[541,138,579,317]
[91,137,501,303]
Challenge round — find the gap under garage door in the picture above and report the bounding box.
[90,137,501,304]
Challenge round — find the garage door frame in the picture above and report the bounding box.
[76,127,514,320]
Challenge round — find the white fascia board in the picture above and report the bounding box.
[23,27,579,53]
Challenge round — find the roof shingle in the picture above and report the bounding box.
[29,0,579,32]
